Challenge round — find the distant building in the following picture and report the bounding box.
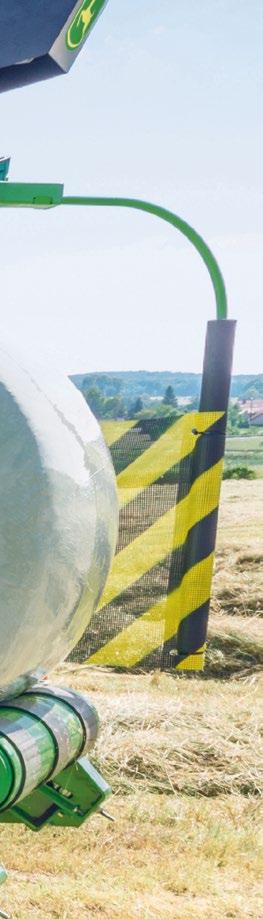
[238,399,263,425]
[249,412,263,426]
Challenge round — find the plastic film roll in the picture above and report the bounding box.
[0,686,99,810]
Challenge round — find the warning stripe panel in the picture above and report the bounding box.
[88,509,218,665]
[83,411,225,670]
[87,553,214,668]
[97,459,223,611]
[176,415,227,503]
[117,412,223,507]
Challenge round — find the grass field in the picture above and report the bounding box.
[0,481,262,919]
[225,434,263,476]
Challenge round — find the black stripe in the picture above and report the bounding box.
[168,507,218,593]
[117,480,178,551]
[141,601,210,669]
[116,415,225,552]
[135,601,209,670]
[176,601,211,655]
[175,416,226,503]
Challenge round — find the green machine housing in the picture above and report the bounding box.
[0,1,109,93]
[0,685,110,833]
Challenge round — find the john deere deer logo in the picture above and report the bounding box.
[66,0,105,50]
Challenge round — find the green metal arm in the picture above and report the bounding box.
[61,196,228,320]
[0,180,228,319]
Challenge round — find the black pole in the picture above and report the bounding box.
[172,320,236,665]
[199,320,236,415]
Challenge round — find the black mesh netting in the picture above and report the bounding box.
[69,416,202,669]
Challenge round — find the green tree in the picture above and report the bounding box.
[163,385,177,406]
[82,374,122,397]
[227,402,246,433]
[130,397,143,417]
[83,385,106,418]
[103,396,126,419]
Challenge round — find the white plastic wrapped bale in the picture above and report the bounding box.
[0,347,118,700]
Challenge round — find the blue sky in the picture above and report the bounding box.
[0,0,262,374]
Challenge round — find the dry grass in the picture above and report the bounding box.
[207,480,263,677]
[1,790,262,918]
[0,481,262,918]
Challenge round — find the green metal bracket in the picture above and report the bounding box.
[0,757,111,832]
[61,196,228,320]
[0,175,228,319]
[0,182,64,208]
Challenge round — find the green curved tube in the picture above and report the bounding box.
[61,196,228,320]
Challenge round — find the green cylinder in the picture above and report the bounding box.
[0,686,98,811]
[0,741,22,808]
[0,707,57,809]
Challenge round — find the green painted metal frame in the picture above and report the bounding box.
[62,196,228,320]
[0,757,111,831]
[0,182,63,208]
[0,182,228,319]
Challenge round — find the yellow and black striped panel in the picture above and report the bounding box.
[69,411,225,671]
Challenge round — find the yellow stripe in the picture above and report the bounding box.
[98,459,223,611]
[87,554,214,668]
[117,412,223,509]
[100,419,137,447]
[175,648,205,671]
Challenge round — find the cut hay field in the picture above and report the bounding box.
[1,482,263,919]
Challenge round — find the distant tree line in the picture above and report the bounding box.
[72,370,263,402]
[81,379,198,420]
[74,372,263,426]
